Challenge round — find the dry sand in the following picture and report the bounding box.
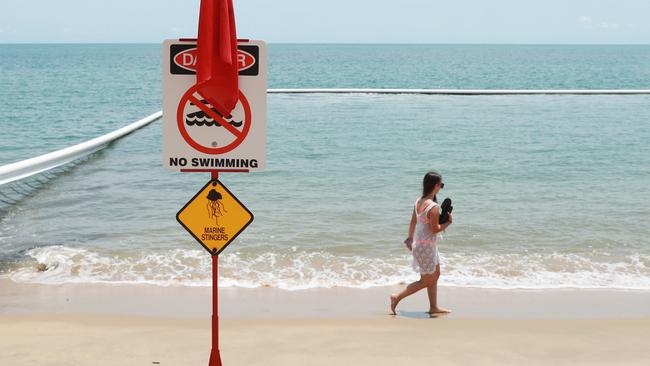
[1,279,649,365]
[2,315,649,366]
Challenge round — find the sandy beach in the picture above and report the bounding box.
[1,279,649,365]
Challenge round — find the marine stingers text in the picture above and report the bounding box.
[202,227,228,241]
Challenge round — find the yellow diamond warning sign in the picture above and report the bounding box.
[177,179,253,255]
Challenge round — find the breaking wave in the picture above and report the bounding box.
[4,245,650,290]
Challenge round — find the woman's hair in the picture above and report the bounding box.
[422,171,442,202]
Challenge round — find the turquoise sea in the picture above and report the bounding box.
[1,44,649,289]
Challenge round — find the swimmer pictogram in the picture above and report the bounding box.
[186,100,243,127]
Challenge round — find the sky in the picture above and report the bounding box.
[1,0,649,44]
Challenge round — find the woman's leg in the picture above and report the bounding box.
[391,274,435,315]
[427,265,450,314]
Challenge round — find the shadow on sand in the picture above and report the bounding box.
[394,310,450,319]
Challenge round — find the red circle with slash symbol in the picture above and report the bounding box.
[176,84,252,154]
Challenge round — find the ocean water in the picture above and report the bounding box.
[1,44,649,290]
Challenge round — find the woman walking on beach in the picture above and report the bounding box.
[391,171,452,315]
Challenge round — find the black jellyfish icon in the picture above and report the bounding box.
[206,189,227,225]
[186,100,243,127]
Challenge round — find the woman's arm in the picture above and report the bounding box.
[408,208,416,238]
[404,209,417,250]
[428,208,452,234]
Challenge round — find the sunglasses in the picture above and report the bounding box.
[440,183,445,189]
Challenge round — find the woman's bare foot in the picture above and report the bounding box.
[427,307,451,314]
[390,294,399,315]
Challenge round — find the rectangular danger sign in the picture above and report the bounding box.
[162,39,267,172]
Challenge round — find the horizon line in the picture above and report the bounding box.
[1,41,650,46]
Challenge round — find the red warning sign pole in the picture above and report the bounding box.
[164,0,265,361]
[197,0,238,364]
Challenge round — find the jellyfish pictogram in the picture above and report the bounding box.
[206,189,227,225]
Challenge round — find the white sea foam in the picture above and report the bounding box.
[7,245,650,290]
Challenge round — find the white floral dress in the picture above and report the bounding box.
[412,198,441,275]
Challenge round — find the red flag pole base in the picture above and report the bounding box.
[209,347,222,366]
